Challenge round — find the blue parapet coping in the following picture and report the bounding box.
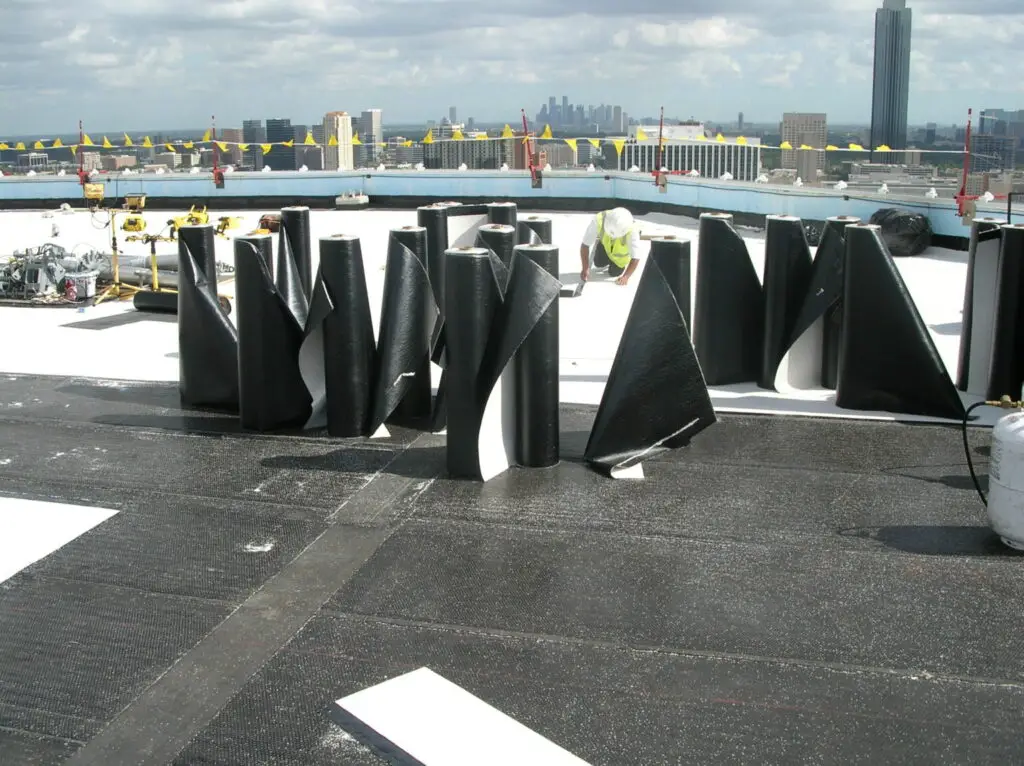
[0,169,1004,238]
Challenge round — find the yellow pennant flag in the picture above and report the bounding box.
[352,133,362,145]
[875,144,892,152]
[69,145,77,156]
[799,144,813,151]
[779,141,793,150]
[849,143,865,151]
[540,124,552,139]
[201,129,211,142]
[123,134,134,147]
[422,131,433,144]
[452,129,464,140]
[216,141,228,152]
[52,138,64,148]
[261,143,272,155]
[402,140,413,147]
[695,134,707,141]
[636,128,648,141]
[612,139,625,157]
[165,144,176,152]
[102,136,113,148]
[475,133,488,140]
[826,144,839,151]
[282,139,294,148]
[82,135,95,146]
[736,136,747,145]
[588,138,600,149]
[15,142,26,150]
[715,134,726,143]
[33,140,44,150]
[142,136,153,148]
[304,132,316,145]
[238,143,249,151]
[501,124,514,138]
[565,138,578,151]
[184,141,195,149]
[328,136,338,146]
[0,143,8,151]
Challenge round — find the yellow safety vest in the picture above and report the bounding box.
[596,211,633,268]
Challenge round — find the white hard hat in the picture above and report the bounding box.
[604,207,634,239]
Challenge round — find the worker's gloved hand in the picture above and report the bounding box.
[581,267,590,282]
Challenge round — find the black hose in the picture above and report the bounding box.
[962,401,991,507]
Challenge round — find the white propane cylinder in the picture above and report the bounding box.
[986,410,1024,549]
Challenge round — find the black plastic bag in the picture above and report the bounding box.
[868,208,933,257]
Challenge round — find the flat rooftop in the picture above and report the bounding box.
[0,205,1020,765]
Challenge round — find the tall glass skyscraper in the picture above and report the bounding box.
[870,0,912,153]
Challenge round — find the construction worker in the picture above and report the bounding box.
[579,207,641,286]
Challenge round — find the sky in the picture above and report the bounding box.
[1,0,1022,135]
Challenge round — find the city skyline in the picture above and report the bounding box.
[1,0,1020,134]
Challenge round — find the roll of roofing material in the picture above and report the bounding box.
[444,247,505,480]
[280,206,313,300]
[648,235,692,329]
[987,223,1024,401]
[517,215,553,245]
[369,226,437,433]
[835,223,964,420]
[692,212,763,385]
[585,240,716,479]
[476,223,517,270]
[512,244,560,468]
[774,217,864,395]
[487,201,518,228]
[956,217,1005,395]
[298,235,376,436]
[177,223,239,411]
[416,204,450,317]
[817,215,861,390]
[758,215,813,391]
[234,234,312,431]
[132,289,178,313]
[445,245,560,481]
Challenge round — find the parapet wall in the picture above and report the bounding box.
[0,169,993,240]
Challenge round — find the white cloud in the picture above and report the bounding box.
[0,0,1022,132]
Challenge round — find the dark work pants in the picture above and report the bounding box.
[592,243,625,277]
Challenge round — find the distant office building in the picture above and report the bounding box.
[312,124,325,144]
[323,111,354,171]
[265,118,295,170]
[80,152,103,171]
[101,154,137,171]
[979,108,1024,149]
[154,151,181,169]
[925,122,936,144]
[220,128,243,165]
[292,125,308,142]
[17,152,48,170]
[449,106,457,123]
[781,113,827,183]
[870,0,912,153]
[296,145,323,170]
[359,109,383,162]
[423,136,513,169]
[622,123,762,180]
[971,134,1017,175]
[242,119,265,170]
[738,112,744,132]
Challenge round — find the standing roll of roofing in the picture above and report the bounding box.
[274,206,309,323]
[818,216,862,389]
[487,201,518,228]
[298,235,376,436]
[648,236,692,329]
[775,215,859,392]
[234,234,312,431]
[758,215,813,391]
[585,240,716,479]
[517,215,553,245]
[416,204,450,318]
[512,244,560,468]
[692,212,764,385]
[956,217,1005,395]
[445,247,506,480]
[177,223,239,411]
[369,226,437,433]
[476,224,517,270]
[835,224,964,420]
[987,224,1024,401]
